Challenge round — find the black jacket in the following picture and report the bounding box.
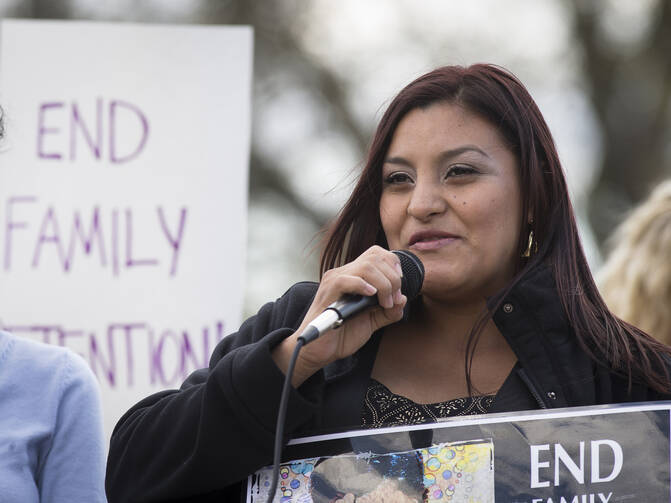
[105,265,669,502]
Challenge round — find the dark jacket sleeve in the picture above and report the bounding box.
[105,282,322,502]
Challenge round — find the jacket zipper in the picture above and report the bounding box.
[517,367,549,409]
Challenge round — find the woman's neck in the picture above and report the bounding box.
[412,295,499,352]
[373,295,517,402]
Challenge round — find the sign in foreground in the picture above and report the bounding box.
[249,402,670,503]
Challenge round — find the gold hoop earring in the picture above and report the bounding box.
[522,229,535,258]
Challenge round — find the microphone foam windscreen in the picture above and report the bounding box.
[392,250,424,301]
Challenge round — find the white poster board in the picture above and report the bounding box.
[0,19,252,438]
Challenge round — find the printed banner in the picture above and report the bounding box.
[248,403,671,503]
[0,19,253,437]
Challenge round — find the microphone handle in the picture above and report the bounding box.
[299,294,378,344]
[329,293,378,319]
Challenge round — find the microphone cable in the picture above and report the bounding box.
[264,335,306,503]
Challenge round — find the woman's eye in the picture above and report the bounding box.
[445,165,477,178]
[384,172,413,185]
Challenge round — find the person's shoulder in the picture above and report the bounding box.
[0,331,96,389]
[281,281,319,301]
[4,330,74,362]
[246,281,319,333]
[0,329,14,359]
[275,281,319,315]
[259,281,319,315]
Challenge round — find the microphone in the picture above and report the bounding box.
[299,250,424,344]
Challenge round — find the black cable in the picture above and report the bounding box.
[264,327,315,503]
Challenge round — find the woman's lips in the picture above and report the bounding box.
[408,231,459,251]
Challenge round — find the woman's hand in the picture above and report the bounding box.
[272,246,407,387]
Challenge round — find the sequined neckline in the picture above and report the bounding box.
[361,378,494,428]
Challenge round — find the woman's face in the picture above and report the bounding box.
[379,102,523,302]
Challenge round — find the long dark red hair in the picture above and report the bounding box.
[320,64,671,393]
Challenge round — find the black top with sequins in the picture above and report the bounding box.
[361,379,494,428]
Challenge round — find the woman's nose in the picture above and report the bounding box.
[407,179,446,220]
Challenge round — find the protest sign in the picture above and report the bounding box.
[250,403,671,503]
[0,19,252,437]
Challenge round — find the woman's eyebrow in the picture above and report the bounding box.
[383,156,412,167]
[384,145,490,167]
[437,145,490,161]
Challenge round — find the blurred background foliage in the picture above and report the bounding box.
[1,0,670,315]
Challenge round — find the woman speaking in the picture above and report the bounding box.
[106,64,671,502]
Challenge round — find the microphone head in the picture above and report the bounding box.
[392,250,424,301]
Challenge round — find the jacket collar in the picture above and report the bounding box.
[491,263,595,408]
